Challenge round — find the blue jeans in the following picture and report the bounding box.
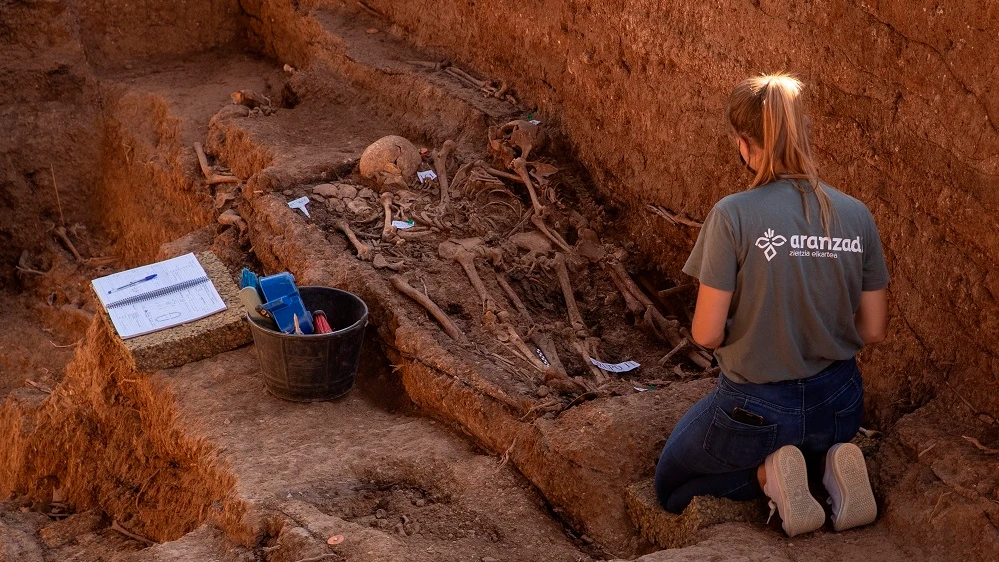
[654,358,864,513]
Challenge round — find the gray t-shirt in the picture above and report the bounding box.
[683,179,890,384]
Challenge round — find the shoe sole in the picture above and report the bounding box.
[767,446,826,537]
[824,443,877,531]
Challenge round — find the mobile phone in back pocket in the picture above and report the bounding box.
[732,406,766,426]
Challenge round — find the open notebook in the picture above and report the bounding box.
[92,253,227,339]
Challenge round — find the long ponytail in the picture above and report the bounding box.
[727,73,833,233]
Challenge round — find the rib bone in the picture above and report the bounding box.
[390,275,467,343]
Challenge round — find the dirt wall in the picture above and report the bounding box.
[0,317,249,544]
[77,0,246,65]
[339,0,999,424]
[0,0,100,288]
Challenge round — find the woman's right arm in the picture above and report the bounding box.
[855,289,887,345]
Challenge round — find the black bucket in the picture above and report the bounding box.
[247,286,368,402]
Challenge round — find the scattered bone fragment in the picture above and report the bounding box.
[217,209,247,233]
[407,60,443,70]
[193,142,239,185]
[313,183,339,198]
[52,226,84,262]
[359,135,421,189]
[390,275,467,343]
[336,220,373,261]
[433,140,457,208]
[510,231,554,263]
[647,204,704,228]
[445,66,487,89]
[373,254,405,271]
[576,228,606,262]
[231,89,271,109]
[858,427,883,439]
[338,184,359,199]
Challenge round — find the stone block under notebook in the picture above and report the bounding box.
[98,251,251,372]
[625,479,767,549]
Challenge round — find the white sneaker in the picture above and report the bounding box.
[763,445,826,537]
[823,442,877,531]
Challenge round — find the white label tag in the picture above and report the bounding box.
[536,348,550,367]
[589,358,640,373]
[288,196,311,217]
[529,119,541,125]
[391,220,415,230]
[417,170,437,183]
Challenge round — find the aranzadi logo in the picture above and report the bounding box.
[755,229,787,261]
[757,228,864,261]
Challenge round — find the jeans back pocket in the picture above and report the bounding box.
[703,406,779,470]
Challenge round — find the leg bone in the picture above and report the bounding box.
[434,139,457,208]
[554,253,587,336]
[390,275,467,343]
[510,157,545,215]
[380,192,399,242]
[336,220,373,261]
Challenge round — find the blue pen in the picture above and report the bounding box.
[108,274,158,294]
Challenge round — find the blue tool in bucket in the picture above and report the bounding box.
[253,272,314,334]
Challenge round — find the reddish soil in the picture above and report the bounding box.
[1,1,997,561]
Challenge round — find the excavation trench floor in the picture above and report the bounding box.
[163,346,594,562]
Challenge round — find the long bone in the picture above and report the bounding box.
[530,213,572,253]
[497,312,548,372]
[390,275,467,343]
[607,258,713,369]
[434,139,457,208]
[336,220,373,261]
[553,253,608,382]
[554,253,587,337]
[605,262,647,318]
[439,240,498,314]
[510,158,545,216]
[380,192,399,243]
[497,273,583,392]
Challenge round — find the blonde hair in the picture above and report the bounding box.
[727,73,833,232]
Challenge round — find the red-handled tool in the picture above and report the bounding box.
[313,310,332,334]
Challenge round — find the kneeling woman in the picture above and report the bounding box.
[654,74,889,537]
